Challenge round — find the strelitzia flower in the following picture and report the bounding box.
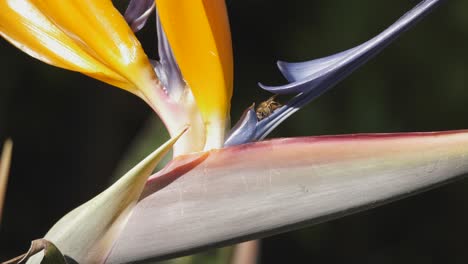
[0,0,209,155]
[3,0,468,263]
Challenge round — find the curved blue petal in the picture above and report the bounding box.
[277,44,362,83]
[260,0,442,95]
[253,0,442,141]
[153,11,186,100]
[124,0,155,32]
[224,105,258,146]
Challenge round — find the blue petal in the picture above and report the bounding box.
[124,0,155,32]
[124,2,186,100]
[276,46,362,82]
[224,105,258,147]
[226,0,443,145]
[153,11,186,100]
[254,0,442,141]
[260,0,442,95]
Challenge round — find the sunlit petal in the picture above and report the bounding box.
[0,0,157,96]
[108,130,468,262]
[156,0,234,149]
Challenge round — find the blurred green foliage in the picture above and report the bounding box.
[1,0,468,263]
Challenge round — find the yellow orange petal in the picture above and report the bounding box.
[156,0,233,148]
[0,0,156,94]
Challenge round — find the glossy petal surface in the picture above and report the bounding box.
[0,0,156,95]
[108,130,468,263]
[156,0,234,148]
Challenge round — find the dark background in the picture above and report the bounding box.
[2,0,468,263]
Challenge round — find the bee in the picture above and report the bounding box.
[256,95,282,120]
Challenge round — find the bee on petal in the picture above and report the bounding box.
[256,95,282,121]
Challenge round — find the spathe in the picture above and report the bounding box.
[109,130,468,263]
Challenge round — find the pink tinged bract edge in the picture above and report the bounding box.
[107,130,468,263]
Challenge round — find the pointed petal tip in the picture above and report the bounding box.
[277,60,298,82]
[258,79,313,95]
[37,129,187,263]
[180,125,190,137]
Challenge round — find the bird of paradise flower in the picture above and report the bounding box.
[2,0,468,263]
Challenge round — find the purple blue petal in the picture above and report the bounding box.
[252,0,442,141]
[153,11,186,100]
[124,0,155,32]
[224,105,258,147]
[260,0,442,95]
